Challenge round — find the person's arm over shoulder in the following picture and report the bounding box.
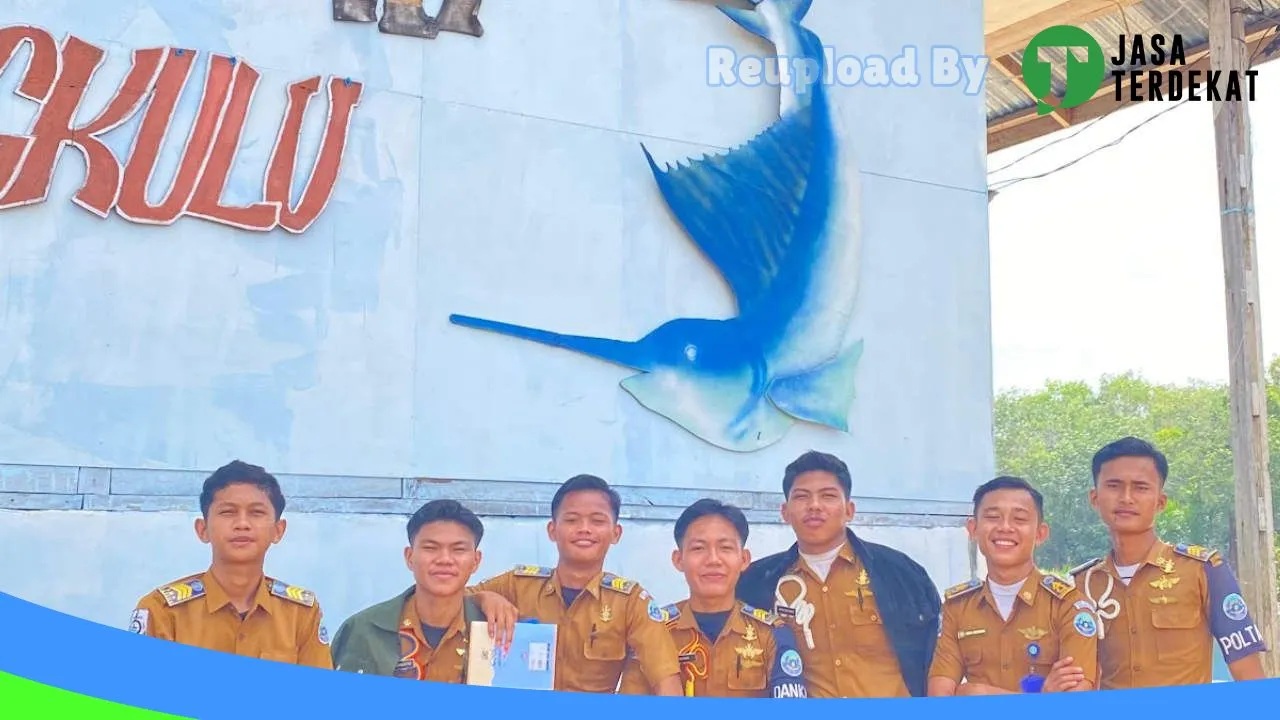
[766,620,808,698]
[466,568,518,599]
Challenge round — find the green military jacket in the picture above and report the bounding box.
[330,586,486,677]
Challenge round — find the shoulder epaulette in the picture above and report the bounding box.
[1069,557,1103,577]
[661,603,682,623]
[1174,543,1219,564]
[943,579,982,601]
[1040,573,1072,600]
[157,577,206,607]
[600,572,638,595]
[512,564,554,578]
[268,579,316,608]
[741,603,779,625]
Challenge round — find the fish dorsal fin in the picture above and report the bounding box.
[639,100,821,314]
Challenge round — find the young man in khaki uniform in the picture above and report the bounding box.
[736,451,941,698]
[1072,437,1268,688]
[929,476,1098,695]
[330,499,488,681]
[468,474,682,694]
[129,461,332,669]
[617,499,807,698]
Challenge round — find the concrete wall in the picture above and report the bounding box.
[0,0,991,627]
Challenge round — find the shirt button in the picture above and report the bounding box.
[870,614,879,622]
[829,623,836,629]
[835,659,842,667]
[822,586,829,593]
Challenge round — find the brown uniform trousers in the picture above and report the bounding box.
[129,570,333,669]
[471,565,680,693]
[929,568,1100,692]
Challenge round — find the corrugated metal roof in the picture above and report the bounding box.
[987,0,1280,125]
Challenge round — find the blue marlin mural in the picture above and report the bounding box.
[449,0,864,453]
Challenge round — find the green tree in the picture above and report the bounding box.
[994,358,1280,570]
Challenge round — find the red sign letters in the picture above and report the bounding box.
[0,25,364,234]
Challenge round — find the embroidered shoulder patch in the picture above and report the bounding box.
[601,572,638,595]
[1069,557,1103,577]
[1041,574,1072,600]
[944,579,982,601]
[268,579,316,608]
[662,603,682,623]
[1174,544,1218,564]
[513,564,553,578]
[158,578,206,607]
[741,603,778,625]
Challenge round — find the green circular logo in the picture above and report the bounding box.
[1022,25,1106,115]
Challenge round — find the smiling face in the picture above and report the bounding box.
[1090,456,1167,536]
[780,470,854,551]
[404,519,481,598]
[195,482,285,565]
[966,487,1047,571]
[547,489,621,568]
[673,514,751,602]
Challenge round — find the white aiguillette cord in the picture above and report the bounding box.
[1082,565,1120,640]
[775,575,815,650]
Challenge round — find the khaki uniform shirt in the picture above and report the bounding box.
[617,600,808,698]
[774,542,910,698]
[930,568,1100,692]
[472,565,680,693]
[391,595,471,682]
[130,571,332,669]
[1071,540,1267,689]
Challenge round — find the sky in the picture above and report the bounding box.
[987,60,1280,393]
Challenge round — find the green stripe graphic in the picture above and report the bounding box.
[0,671,191,719]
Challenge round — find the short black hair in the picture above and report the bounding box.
[782,450,853,498]
[972,476,1044,519]
[551,474,621,520]
[674,498,749,546]
[406,499,484,547]
[200,460,286,519]
[1091,436,1169,486]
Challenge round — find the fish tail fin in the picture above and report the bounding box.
[718,0,812,40]
[766,338,864,432]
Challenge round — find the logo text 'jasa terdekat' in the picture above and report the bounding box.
[1113,34,1258,102]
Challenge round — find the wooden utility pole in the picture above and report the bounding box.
[1209,0,1279,677]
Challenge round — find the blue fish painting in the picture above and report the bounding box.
[449,0,864,452]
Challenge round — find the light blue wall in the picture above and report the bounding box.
[0,0,990,499]
[0,0,990,623]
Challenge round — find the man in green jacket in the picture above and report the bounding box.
[330,499,488,681]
